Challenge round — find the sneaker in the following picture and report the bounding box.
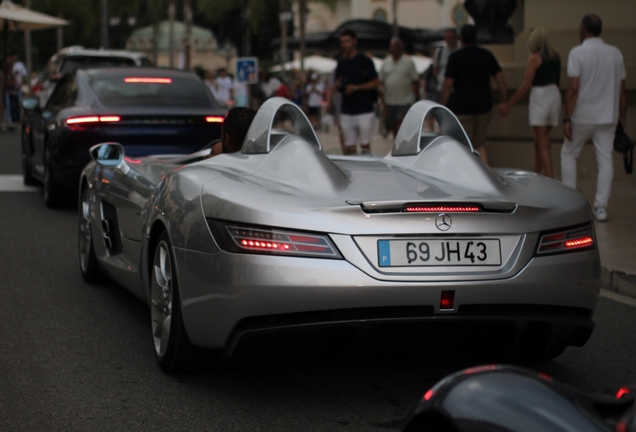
[594,206,608,222]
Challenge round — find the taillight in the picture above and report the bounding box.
[207,220,341,259]
[205,116,224,123]
[66,115,120,130]
[616,387,631,399]
[124,77,172,84]
[535,224,595,256]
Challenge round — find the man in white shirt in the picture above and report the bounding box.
[306,73,325,127]
[561,14,627,222]
[214,68,234,104]
[379,38,419,137]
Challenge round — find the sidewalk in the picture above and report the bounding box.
[315,126,636,298]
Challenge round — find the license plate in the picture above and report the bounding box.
[377,239,501,267]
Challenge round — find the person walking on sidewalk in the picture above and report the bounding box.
[379,38,419,138]
[498,28,561,178]
[441,24,508,164]
[561,14,627,222]
[433,28,459,96]
[333,29,379,155]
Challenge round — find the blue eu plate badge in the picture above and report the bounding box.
[378,240,391,267]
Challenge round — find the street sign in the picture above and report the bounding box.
[279,11,292,22]
[235,57,258,84]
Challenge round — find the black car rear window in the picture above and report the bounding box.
[60,56,136,74]
[89,75,213,107]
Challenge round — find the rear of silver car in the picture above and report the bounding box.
[173,99,600,361]
[175,202,599,360]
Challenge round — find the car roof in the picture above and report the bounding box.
[80,67,199,79]
[57,46,148,60]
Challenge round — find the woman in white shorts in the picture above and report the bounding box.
[498,28,561,178]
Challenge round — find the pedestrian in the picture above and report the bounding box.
[214,68,234,105]
[205,70,219,101]
[379,38,419,137]
[273,75,291,99]
[433,28,459,96]
[305,72,325,128]
[498,28,561,178]
[4,55,17,125]
[333,29,379,155]
[291,82,303,106]
[233,79,248,107]
[326,60,345,151]
[8,51,27,124]
[0,58,4,126]
[561,14,627,222]
[205,107,257,158]
[441,24,507,164]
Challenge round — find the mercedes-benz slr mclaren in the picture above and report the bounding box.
[78,98,600,372]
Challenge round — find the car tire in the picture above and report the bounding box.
[151,231,209,373]
[78,186,104,283]
[43,143,65,208]
[21,129,38,186]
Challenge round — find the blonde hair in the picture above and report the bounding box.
[528,27,558,60]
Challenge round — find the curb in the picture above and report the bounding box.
[601,266,636,299]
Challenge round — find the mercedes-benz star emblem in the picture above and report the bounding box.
[435,213,452,231]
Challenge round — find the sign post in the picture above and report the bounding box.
[235,57,259,109]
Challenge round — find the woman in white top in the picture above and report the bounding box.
[498,28,561,178]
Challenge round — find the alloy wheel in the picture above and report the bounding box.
[151,240,173,358]
[78,189,93,272]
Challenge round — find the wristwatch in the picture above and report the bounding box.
[563,118,571,123]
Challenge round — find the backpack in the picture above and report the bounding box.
[614,122,633,174]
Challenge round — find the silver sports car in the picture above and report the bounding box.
[78,98,600,372]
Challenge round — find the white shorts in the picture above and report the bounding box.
[340,112,375,147]
[529,84,561,127]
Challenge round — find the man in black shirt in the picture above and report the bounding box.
[441,24,507,164]
[333,29,379,155]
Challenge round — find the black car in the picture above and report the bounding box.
[22,68,226,207]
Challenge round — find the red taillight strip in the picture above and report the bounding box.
[99,116,120,122]
[206,116,224,123]
[564,237,593,248]
[227,225,339,257]
[240,239,291,251]
[124,77,172,84]
[403,205,481,213]
[66,116,120,125]
[66,116,99,124]
[616,388,631,399]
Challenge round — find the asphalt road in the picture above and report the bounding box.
[1,131,636,431]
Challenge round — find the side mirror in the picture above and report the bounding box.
[22,97,40,112]
[90,142,125,167]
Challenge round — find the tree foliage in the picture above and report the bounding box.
[7,0,332,70]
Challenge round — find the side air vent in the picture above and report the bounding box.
[100,201,122,255]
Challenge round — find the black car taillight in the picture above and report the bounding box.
[65,115,120,130]
[535,223,596,256]
[206,219,342,259]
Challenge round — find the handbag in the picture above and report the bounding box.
[614,122,633,174]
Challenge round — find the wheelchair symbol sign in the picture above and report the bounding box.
[235,57,258,84]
